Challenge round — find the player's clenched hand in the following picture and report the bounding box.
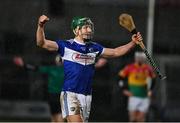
[38,15,50,27]
[123,90,133,97]
[131,32,143,45]
[13,56,24,67]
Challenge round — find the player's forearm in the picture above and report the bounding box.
[36,26,46,47]
[114,41,136,57]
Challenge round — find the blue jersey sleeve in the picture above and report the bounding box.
[92,42,104,56]
[56,40,66,57]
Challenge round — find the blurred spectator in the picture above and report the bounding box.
[118,52,156,122]
[13,55,64,122]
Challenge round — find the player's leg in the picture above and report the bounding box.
[86,95,92,121]
[136,97,150,122]
[129,111,137,122]
[48,93,64,122]
[51,113,64,122]
[136,111,146,122]
[66,114,83,122]
[128,96,140,122]
[60,91,83,122]
[76,94,92,122]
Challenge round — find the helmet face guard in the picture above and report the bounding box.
[71,17,94,41]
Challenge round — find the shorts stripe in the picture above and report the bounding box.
[64,92,69,116]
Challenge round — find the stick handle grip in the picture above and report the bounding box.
[131,29,166,80]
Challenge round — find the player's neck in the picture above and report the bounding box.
[74,37,85,44]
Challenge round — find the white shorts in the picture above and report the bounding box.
[60,91,92,122]
[128,96,150,113]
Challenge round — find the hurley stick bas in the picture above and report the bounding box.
[119,13,166,80]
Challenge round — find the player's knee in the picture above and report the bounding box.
[67,114,83,122]
[136,112,146,122]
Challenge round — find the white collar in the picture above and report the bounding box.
[74,39,86,45]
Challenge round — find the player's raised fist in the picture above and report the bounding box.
[132,32,143,45]
[38,15,50,27]
[13,56,24,67]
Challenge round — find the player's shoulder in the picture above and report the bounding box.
[89,41,101,45]
[88,41,104,49]
[89,41,97,44]
[123,63,134,70]
[142,63,150,67]
[56,39,75,46]
[56,39,72,43]
[144,64,153,70]
[66,39,75,44]
[127,63,135,67]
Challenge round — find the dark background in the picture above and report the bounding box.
[0,0,180,122]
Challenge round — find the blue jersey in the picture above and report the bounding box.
[56,39,104,95]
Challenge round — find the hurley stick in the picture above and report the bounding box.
[119,13,166,80]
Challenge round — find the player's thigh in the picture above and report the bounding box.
[138,98,150,113]
[60,91,82,119]
[128,96,140,111]
[77,94,92,121]
[86,95,92,116]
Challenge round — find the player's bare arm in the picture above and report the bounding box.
[102,32,142,58]
[36,15,58,51]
